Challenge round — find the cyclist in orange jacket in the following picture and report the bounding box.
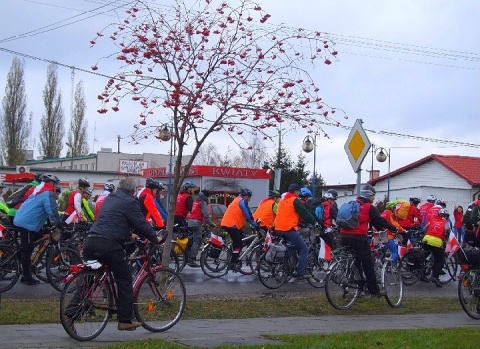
[253,190,280,231]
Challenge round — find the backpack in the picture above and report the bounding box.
[336,201,361,229]
[314,204,324,222]
[395,201,410,220]
[463,204,480,230]
[5,184,31,208]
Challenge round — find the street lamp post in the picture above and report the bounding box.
[375,147,390,201]
[302,135,316,197]
[157,124,174,209]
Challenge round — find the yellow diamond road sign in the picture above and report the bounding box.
[344,119,371,173]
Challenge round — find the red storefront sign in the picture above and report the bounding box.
[142,165,270,179]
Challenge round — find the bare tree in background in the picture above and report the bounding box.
[39,63,65,158]
[66,80,89,156]
[0,57,29,165]
[91,0,345,264]
[193,142,222,165]
[240,136,266,168]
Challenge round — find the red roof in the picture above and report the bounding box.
[369,155,480,186]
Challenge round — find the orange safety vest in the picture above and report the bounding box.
[253,197,276,229]
[274,195,299,232]
[221,197,245,229]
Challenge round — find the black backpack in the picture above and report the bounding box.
[5,184,31,208]
[462,204,480,230]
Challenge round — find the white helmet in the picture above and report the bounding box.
[426,194,437,203]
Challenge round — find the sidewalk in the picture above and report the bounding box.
[0,312,478,348]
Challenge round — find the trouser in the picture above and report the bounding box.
[82,237,133,323]
[19,228,42,279]
[386,239,399,262]
[341,234,380,295]
[188,225,202,261]
[453,227,465,245]
[280,230,309,276]
[224,227,243,262]
[422,243,444,279]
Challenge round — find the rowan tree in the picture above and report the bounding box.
[90,0,345,260]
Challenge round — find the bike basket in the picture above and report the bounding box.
[265,242,287,262]
[457,247,480,266]
[208,244,222,258]
[174,237,189,255]
[372,231,388,244]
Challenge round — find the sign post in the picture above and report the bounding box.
[344,119,371,196]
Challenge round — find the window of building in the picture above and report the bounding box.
[91,163,95,171]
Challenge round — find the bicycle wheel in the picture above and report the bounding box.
[32,247,50,283]
[257,252,288,289]
[325,259,361,310]
[398,257,421,286]
[237,242,261,276]
[440,254,458,285]
[306,250,328,288]
[200,244,230,278]
[149,245,180,273]
[133,266,186,332]
[246,244,264,275]
[60,270,112,341]
[0,245,21,293]
[382,260,403,308]
[46,246,82,292]
[171,241,188,272]
[458,268,480,320]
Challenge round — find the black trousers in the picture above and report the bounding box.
[341,234,380,295]
[422,243,444,278]
[82,237,133,323]
[224,227,243,262]
[19,228,42,279]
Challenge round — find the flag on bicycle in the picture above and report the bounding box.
[319,237,332,261]
[0,224,5,239]
[445,231,460,258]
[209,233,224,247]
[264,231,272,247]
[65,211,79,224]
[398,239,413,259]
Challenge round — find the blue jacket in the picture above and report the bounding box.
[14,189,62,232]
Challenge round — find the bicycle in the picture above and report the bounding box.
[324,236,403,310]
[199,227,266,278]
[171,224,211,271]
[456,246,480,319]
[59,237,186,341]
[0,225,80,293]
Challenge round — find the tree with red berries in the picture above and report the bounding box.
[91,0,345,260]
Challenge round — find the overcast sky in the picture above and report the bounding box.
[0,0,479,185]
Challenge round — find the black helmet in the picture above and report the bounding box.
[435,199,446,208]
[268,190,280,198]
[201,189,211,197]
[409,197,421,205]
[146,178,162,190]
[360,183,376,198]
[42,174,60,183]
[240,188,253,197]
[78,179,90,188]
[327,188,338,199]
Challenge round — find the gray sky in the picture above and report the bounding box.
[0,0,479,185]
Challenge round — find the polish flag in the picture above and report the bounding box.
[264,231,272,247]
[445,231,460,258]
[65,211,79,224]
[0,224,5,239]
[398,239,413,259]
[209,233,224,247]
[319,238,332,261]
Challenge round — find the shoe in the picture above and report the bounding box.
[187,261,200,268]
[65,317,76,335]
[118,321,142,331]
[20,277,40,285]
[430,276,442,288]
[295,274,312,280]
[371,289,387,298]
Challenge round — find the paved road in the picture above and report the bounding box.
[1,266,478,348]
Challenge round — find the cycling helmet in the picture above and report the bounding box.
[200,189,211,197]
[327,188,338,199]
[42,174,60,183]
[385,201,397,211]
[78,179,90,188]
[104,183,115,192]
[324,192,334,200]
[360,183,376,198]
[426,194,437,203]
[268,190,281,198]
[85,188,93,196]
[439,208,449,217]
[299,187,313,198]
[409,197,421,205]
[146,177,162,190]
[435,199,446,208]
[181,180,196,189]
[240,188,253,197]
